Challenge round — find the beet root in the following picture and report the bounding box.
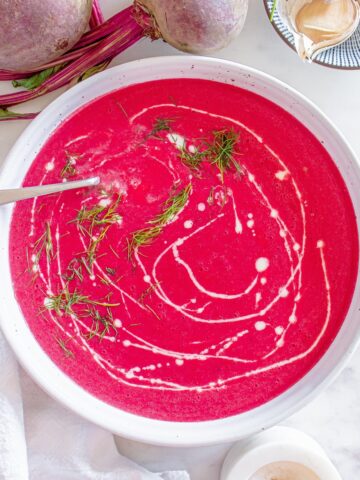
[0,0,92,72]
[135,0,249,54]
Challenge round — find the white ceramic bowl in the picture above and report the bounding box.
[0,56,360,446]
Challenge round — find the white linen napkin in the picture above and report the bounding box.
[0,333,190,480]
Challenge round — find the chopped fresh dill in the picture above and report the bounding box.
[207,186,228,208]
[116,101,129,118]
[74,194,122,271]
[97,273,111,286]
[87,225,111,271]
[127,226,162,259]
[82,306,117,340]
[60,152,78,178]
[85,317,100,340]
[168,95,177,106]
[145,304,161,321]
[33,221,54,267]
[26,246,31,273]
[55,336,74,358]
[75,194,122,231]
[127,183,191,258]
[45,284,120,316]
[44,222,53,262]
[16,267,28,281]
[36,203,45,214]
[219,186,229,208]
[150,183,192,226]
[105,267,116,276]
[105,291,114,302]
[109,245,121,259]
[79,256,93,276]
[62,259,83,282]
[148,117,175,139]
[206,129,242,183]
[45,288,87,315]
[178,146,205,172]
[37,309,48,322]
[138,282,161,304]
[207,187,215,205]
[179,128,242,182]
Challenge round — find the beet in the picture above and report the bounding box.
[136,0,249,54]
[0,0,92,71]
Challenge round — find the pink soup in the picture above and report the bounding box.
[9,79,358,421]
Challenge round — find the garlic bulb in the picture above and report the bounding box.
[277,0,360,61]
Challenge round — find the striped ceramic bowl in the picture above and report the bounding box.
[264,0,360,69]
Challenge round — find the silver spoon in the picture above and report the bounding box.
[0,176,100,206]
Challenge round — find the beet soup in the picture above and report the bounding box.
[9,79,358,421]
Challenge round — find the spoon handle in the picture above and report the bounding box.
[0,177,100,206]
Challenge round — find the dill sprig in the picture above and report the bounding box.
[82,306,117,340]
[179,129,242,183]
[105,267,116,276]
[116,101,128,118]
[45,284,120,316]
[74,194,122,271]
[148,117,175,139]
[206,129,242,182]
[109,245,121,260]
[62,258,83,282]
[79,256,93,276]
[33,221,54,268]
[86,226,111,271]
[75,194,122,231]
[150,183,191,226]
[178,128,241,182]
[207,187,215,205]
[178,146,205,172]
[138,282,161,304]
[127,183,191,258]
[145,304,162,321]
[55,336,74,358]
[60,152,78,178]
[97,273,111,286]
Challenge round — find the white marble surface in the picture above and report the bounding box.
[0,1,359,479]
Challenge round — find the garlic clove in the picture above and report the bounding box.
[277,0,360,62]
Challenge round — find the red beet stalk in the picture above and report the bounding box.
[89,0,105,29]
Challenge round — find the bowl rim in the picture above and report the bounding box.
[1,55,360,446]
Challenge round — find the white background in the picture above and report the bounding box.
[0,1,359,479]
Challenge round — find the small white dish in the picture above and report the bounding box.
[221,426,342,480]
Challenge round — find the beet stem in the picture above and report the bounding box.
[0,109,38,121]
[0,70,32,81]
[75,7,134,49]
[89,0,105,29]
